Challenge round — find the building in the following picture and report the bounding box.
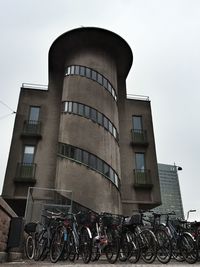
[153,163,184,219]
[2,27,161,216]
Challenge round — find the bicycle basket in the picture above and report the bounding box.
[102,214,123,227]
[130,213,142,225]
[24,222,37,234]
[76,212,98,225]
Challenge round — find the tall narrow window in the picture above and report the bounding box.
[132,116,142,131]
[135,153,145,172]
[29,106,40,122]
[23,146,35,164]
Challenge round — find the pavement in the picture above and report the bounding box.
[2,259,200,267]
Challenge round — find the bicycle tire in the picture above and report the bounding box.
[119,230,130,262]
[127,231,140,263]
[171,237,184,262]
[79,226,92,263]
[139,229,157,263]
[34,230,48,261]
[68,230,77,261]
[105,229,120,264]
[49,225,65,263]
[25,235,34,260]
[155,228,172,264]
[180,232,198,264]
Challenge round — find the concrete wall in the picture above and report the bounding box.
[0,197,17,262]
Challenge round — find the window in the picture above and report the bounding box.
[103,117,109,130]
[65,65,117,102]
[29,106,40,122]
[91,109,97,122]
[58,143,119,188]
[103,163,109,177]
[108,121,113,134]
[103,77,108,88]
[75,148,82,162]
[89,154,96,169]
[78,104,84,116]
[23,146,35,164]
[72,102,78,113]
[64,102,68,112]
[82,151,89,165]
[68,102,72,112]
[132,116,143,131]
[108,83,112,93]
[71,66,75,75]
[97,112,103,125]
[97,73,103,85]
[80,66,85,76]
[97,158,103,173]
[135,153,145,172]
[86,68,91,78]
[75,65,80,75]
[85,106,90,118]
[91,70,97,81]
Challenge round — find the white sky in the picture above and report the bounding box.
[0,0,200,221]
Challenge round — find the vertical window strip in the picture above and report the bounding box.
[65,65,117,102]
[58,142,119,188]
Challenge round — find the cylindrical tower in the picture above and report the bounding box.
[48,27,132,213]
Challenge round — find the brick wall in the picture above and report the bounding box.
[0,197,17,262]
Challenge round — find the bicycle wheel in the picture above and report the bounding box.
[79,226,92,263]
[119,230,130,262]
[91,239,100,262]
[34,230,48,261]
[105,229,120,264]
[139,229,157,263]
[25,235,34,260]
[155,228,172,263]
[197,235,200,260]
[127,231,140,263]
[68,230,77,261]
[180,232,198,264]
[50,225,65,263]
[171,237,184,262]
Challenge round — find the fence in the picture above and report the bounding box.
[24,187,73,223]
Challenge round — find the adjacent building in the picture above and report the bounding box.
[2,27,161,216]
[153,163,184,219]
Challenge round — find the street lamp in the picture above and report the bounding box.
[186,209,196,220]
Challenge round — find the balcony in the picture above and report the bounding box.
[133,169,153,189]
[21,120,42,138]
[14,163,36,183]
[131,129,148,146]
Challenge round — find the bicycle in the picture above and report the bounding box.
[91,212,122,264]
[165,213,198,263]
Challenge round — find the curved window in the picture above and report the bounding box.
[58,142,120,188]
[65,65,117,102]
[62,101,119,141]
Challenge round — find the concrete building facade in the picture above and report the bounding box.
[2,27,161,216]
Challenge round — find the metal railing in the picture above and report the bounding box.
[22,83,48,90]
[133,169,153,188]
[22,120,41,136]
[15,163,36,180]
[131,129,148,145]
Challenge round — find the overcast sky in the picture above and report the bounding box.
[0,0,200,221]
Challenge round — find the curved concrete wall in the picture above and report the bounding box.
[49,27,133,214]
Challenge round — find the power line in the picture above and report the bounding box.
[0,112,15,121]
[0,100,16,113]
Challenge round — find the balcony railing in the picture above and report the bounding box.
[15,163,36,183]
[22,120,42,138]
[131,129,148,146]
[133,169,153,188]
